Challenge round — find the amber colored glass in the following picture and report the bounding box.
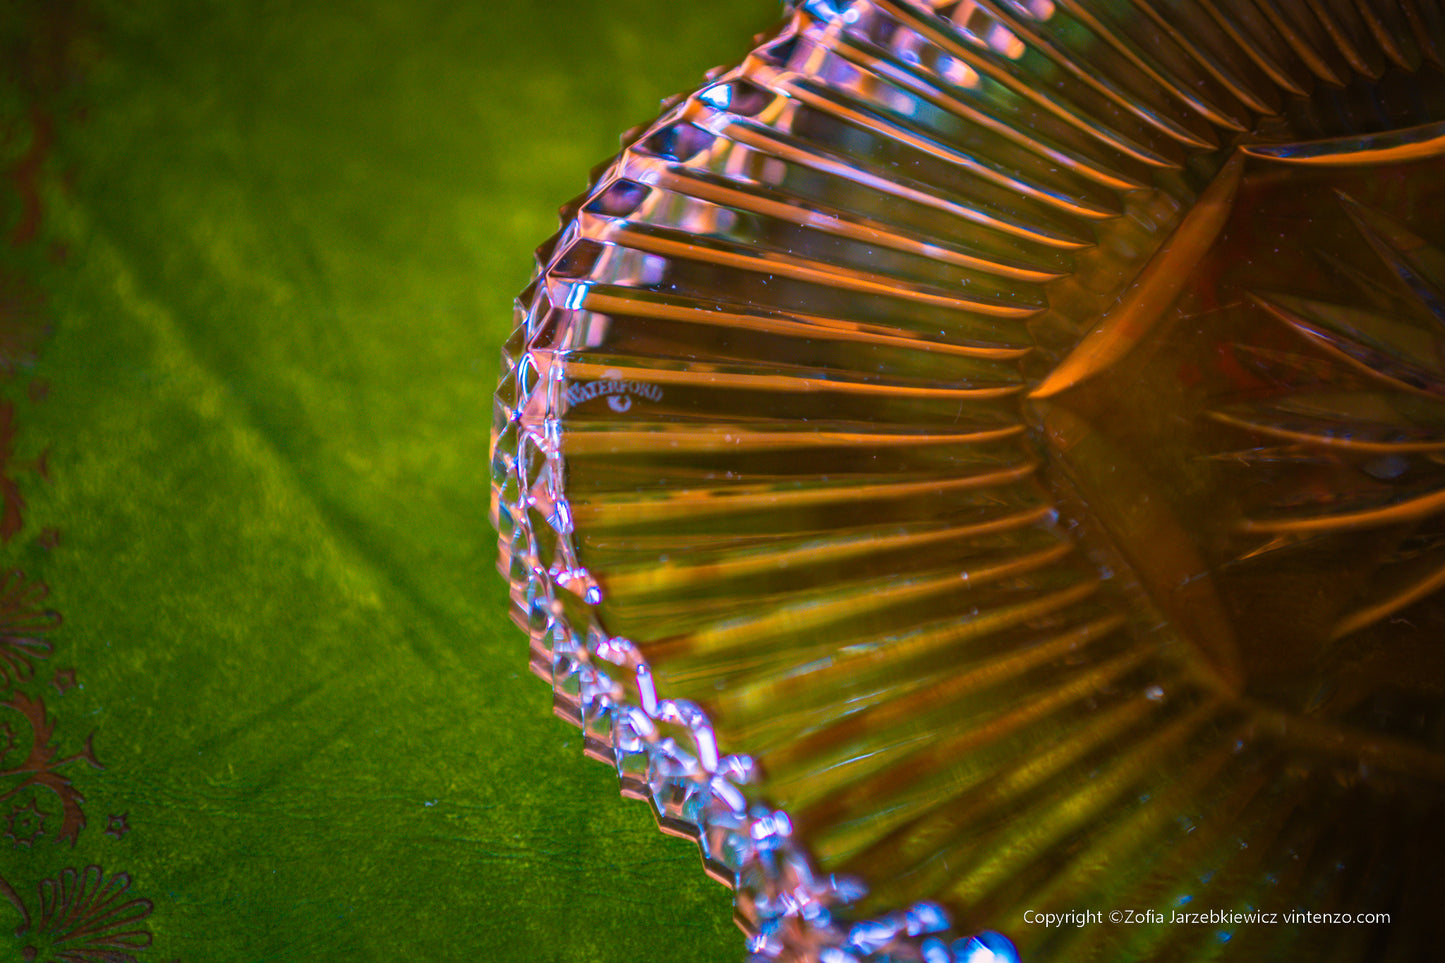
[493,1,1445,960]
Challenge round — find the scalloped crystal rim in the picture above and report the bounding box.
[488,11,1016,958]
[492,289,1003,963]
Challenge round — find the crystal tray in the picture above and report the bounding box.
[492,1,1445,959]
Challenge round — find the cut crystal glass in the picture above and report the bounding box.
[492,1,1445,960]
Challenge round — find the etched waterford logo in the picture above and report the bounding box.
[566,378,663,413]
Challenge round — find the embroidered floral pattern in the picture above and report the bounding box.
[0,570,59,692]
[4,796,45,847]
[0,690,101,846]
[0,865,154,963]
[103,813,127,840]
[0,4,167,960]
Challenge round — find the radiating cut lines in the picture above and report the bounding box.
[494,1,1445,960]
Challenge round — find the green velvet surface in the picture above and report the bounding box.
[0,1,780,959]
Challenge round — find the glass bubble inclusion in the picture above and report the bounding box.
[491,1,1445,960]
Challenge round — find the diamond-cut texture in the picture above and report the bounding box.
[494,185,953,960]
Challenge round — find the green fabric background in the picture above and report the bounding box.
[0,1,780,959]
